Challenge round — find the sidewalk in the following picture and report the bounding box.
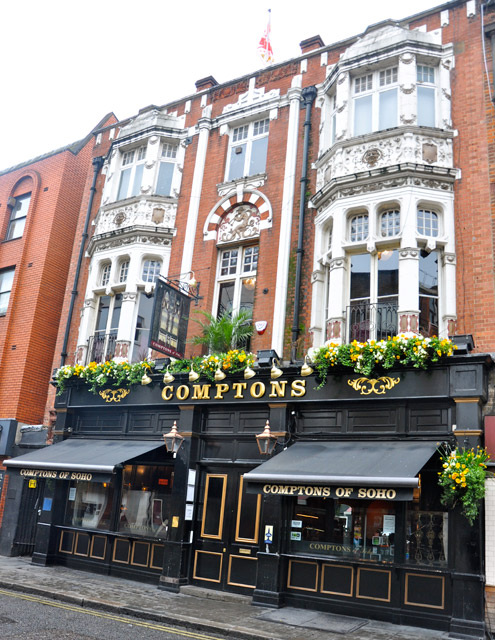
[0,555,450,639]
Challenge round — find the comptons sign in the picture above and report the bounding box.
[161,379,307,402]
[261,484,407,501]
[20,469,93,481]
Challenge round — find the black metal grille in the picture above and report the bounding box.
[347,301,398,342]
[87,331,117,363]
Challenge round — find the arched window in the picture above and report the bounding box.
[100,264,111,287]
[349,214,369,242]
[142,260,162,282]
[380,209,400,237]
[417,209,439,237]
[119,260,129,283]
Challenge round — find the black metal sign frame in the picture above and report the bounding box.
[149,277,192,359]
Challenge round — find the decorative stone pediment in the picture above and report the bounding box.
[95,199,177,235]
[217,205,260,245]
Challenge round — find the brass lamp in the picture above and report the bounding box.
[214,366,226,381]
[244,365,256,380]
[189,365,199,382]
[141,371,152,385]
[163,421,184,456]
[256,420,278,456]
[300,355,314,377]
[270,358,283,379]
[163,366,175,383]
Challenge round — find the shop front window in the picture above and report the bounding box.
[289,496,396,563]
[64,480,115,531]
[118,464,174,538]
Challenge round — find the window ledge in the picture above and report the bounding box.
[217,173,267,198]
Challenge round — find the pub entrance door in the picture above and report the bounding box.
[13,477,45,556]
[191,467,261,594]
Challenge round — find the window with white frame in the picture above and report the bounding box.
[0,268,15,315]
[132,292,155,362]
[100,264,111,287]
[419,250,439,337]
[417,208,439,237]
[119,260,129,283]
[380,209,400,237]
[117,146,147,201]
[348,250,399,341]
[89,293,122,362]
[216,245,258,317]
[156,141,178,197]
[417,65,436,127]
[329,94,337,147]
[227,118,269,181]
[142,259,162,283]
[353,66,398,136]
[349,213,369,242]
[6,193,31,240]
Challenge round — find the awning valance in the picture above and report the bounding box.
[244,440,438,501]
[5,439,165,482]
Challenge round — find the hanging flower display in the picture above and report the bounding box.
[55,360,154,395]
[437,443,490,525]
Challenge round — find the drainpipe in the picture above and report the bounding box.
[60,156,104,367]
[291,85,317,363]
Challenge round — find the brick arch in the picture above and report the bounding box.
[202,190,272,241]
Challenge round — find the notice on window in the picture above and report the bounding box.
[69,487,77,501]
[290,531,302,541]
[291,520,302,529]
[383,515,395,534]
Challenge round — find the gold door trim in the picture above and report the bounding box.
[89,535,107,560]
[131,541,150,568]
[74,532,90,557]
[227,554,257,589]
[150,544,164,570]
[320,563,354,597]
[235,475,261,544]
[193,550,223,583]
[404,573,445,609]
[356,567,391,602]
[287,559,319,592]
[200,474,227,540]
[112,538,131,564]
[58,530,74,555]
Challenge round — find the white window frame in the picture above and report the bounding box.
[117,145,147,201]
[141,259,162,283]
[417,208,440,237]
[100,263,111,287]
[215,245,258,317]
[417,64,436,127]
[88,293,123,363]
[0,267,15,315]
[155,141,178,197]
[226,118,269,181]
[119,260,129,284]
[6,193,31,241]
[353,66,398,136]
[380,209,400,238]
[349,213,369,242]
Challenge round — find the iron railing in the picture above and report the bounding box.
[346,301,398,342]
[87,332,117,363]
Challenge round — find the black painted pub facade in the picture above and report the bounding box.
[4,354,492,638]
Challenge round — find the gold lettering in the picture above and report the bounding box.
[386,489,396,500]
[232,382,247,399]
[290,379,306,397]
[269,380,287,398]
[176,385,190,401]
[250,381,266,399]
[192,384,211,400]
[375,488,386,499]
[358,488,367,498]
[323,487,331,497]
[214,383,229,399]
[313,487,322,497]
[263,484,271,494]
[161,386,173,401]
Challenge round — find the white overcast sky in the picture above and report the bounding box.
[0,0,445,172]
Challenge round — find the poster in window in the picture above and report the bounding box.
[149,278,191,359]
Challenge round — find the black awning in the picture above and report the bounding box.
[244,440,437,496]
[5,439,165,481]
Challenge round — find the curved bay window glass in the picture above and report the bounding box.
[419,250,439,337]
[64,480,115,531]
[119,465,174,538]
[289,496,396,563]
[89,294,122,363]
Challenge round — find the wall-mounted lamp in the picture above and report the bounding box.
[300,355,314,377]
[163,421,184,457]
[163,366,175,383]
[189,365,199,382]
[214,366,226,381]
[141,371,152,385]
[271,358,283,379]
[255,420,278,456]
[244,365,256,380]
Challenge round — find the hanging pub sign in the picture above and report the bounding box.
[149,278,191,359]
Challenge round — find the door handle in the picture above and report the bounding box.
[37,509,42,516]
[223,548,226,552]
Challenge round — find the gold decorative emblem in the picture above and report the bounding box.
[347,376,400,395]
[99,388,131,403]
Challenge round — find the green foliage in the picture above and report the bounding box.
[55,360,154,395]
[169,350,256,382]
[437,444,490,525]
[190,310,253,353]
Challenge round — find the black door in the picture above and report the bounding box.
[192,467,261,594]
[13,477,45,555]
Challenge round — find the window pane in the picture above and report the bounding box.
[377,250,399,297]
[350,253,371,301]
[354,95,372,135]
[249,136,268,175]
[95,296,111,333]
[350,214,368,242]
[0,268,14,294]
[109,293,122,330]
[132,293,155,362]
[417,209,439,236]
[240,279,255,314]
[228,143,247,180]
[417,65,435,83]
[380,210,400,237]
[419,251,438,296]
[417,86,435,127]
[117,167,131,200]
[0,291,10,315]
[217,282,235,316]
[119,261,129,283]
[131,163,144,197]
[242,246,258,273]
[64,480,114,530]
[379,89,397,130]
[236,477,260,542]
[7,194,31,240]
[220,250,238,276]
[142,260,161,282]
[201,475,226,538]
[156,162,174,196]
[6,218,26,240]
[119,465,174,538]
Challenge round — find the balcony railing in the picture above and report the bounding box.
[87,332,117,364]
[346,301,398,343]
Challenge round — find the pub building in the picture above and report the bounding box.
[3,351,492,639]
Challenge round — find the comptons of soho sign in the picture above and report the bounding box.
[161,379,307,402]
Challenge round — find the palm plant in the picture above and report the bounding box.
[191,309,253,353]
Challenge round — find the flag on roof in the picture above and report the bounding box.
[258,10,274,64]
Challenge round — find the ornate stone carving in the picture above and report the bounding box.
[99,388,131,403]
[422,143,438,164]
[337,73,347,85]
[95,200,177,235]
[363,148,382,167]
[123,292,137,302]
[222,85,280,114]
[399,248,419,259]
[400,115,417,125]
[400,84,416,94]
[336,100,347,114]
[217,174,266,198]
[329,257,345,270]
[442,88,451,101]
[217,205,260,244]
[114,211,127,226]
[94,234,172,252]
[400,53,414,64]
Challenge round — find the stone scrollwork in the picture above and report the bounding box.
[347,376,400,395]
[400,84,416,94]
[95,200,177,235]
[217,204,260,244]
[99,388,131,403]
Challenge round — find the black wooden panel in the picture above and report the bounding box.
[357,568,391,601]
[299,410,343,433]
[75,410,125,435]
[405,573,445,609]
[228,555,257,588]
[235,440,262,460]
[128,412,156,434]
[157,412,180,434]
[193,551,222,582]
[203,411,235,432]
[238,410,270,433]
[409,408,449,432]
[59,530,74,554]
[150,544,164,570]
[131,541,150,567]
[90,535,107,560]
[321,564,353,596]
[74,533,90,557]
[287,560,318,592]
[348,409,398,433]
[202,439,234,460]
[113,538,130,564]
